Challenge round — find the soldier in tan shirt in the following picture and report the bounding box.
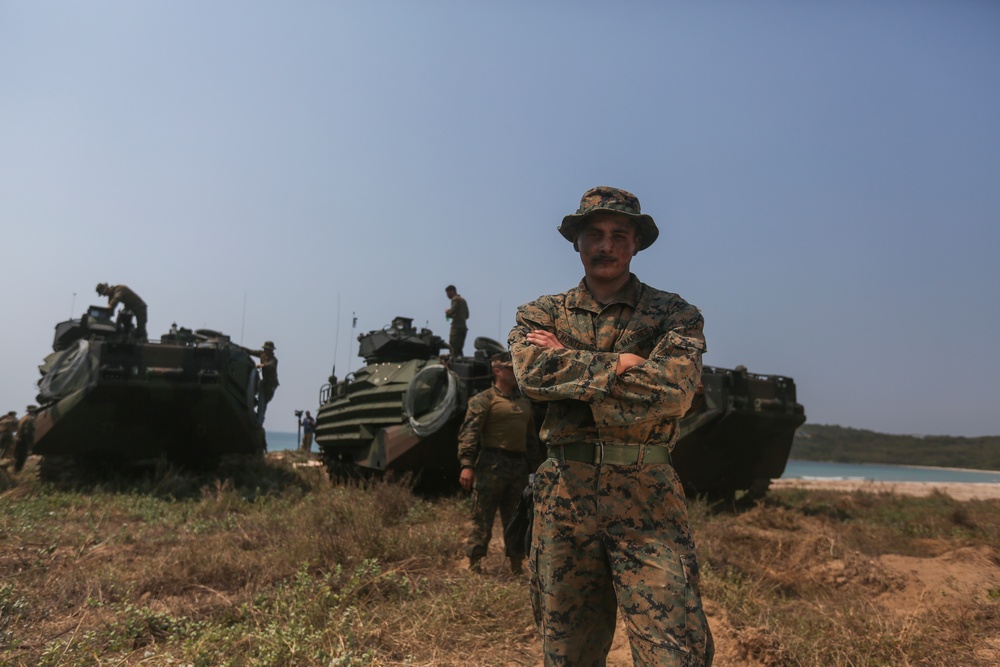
[458,353,542,574]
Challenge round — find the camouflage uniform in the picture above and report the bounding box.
[509,274,713,666]
[0,412,17,459]
[446,292,469,356]
[458,383,542,566]
[103,284,148,340]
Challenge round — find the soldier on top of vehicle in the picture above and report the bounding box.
[96,282,148,340]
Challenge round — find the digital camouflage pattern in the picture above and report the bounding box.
[530,459,713,665]
[509,275,705,449]
[467,448,532,560]
[509,273,712,666]
[458,386,543,561]
[558,186,660,251]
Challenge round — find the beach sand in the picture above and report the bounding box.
[771,478,1000,501]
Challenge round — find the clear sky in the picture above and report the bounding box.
[2,2,998,437]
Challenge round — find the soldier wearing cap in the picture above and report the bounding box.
[0,410,17,460]
[96,282,148,340]
[246,341,279,425]
[509,186,713,665]
[457,352,543,574]
[14,405,37,472]
[444,285,469,357]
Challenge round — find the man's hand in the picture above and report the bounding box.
[526,330,564,349]
[459,467,475,492]
[616,353,645,375]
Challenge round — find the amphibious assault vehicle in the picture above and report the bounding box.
[315,316,502,488]
[673,364,806,504]
[315,316,806,501]
[29,305,266,468]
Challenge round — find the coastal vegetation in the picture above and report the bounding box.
[792,423,1000,471]
[1,454,998,666]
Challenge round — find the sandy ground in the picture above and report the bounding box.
[771,478,1000,501]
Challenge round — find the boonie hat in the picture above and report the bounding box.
[262,341,276,350]
[490,352,513,369]
[96,282,109,294]
[558,186,659,251]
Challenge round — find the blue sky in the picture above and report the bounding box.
[2,1,998,437]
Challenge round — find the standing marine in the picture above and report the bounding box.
[0,410,17,460]
[247,341,279,426]
[457,352,543,575]
[96,282,148,340]
[444,284,469,357]
[14,405,37,472]
[508,186,713,665]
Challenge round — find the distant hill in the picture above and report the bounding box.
[792,424,1000,471]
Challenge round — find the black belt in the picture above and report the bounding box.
[547,443,672,466]
[483,447,525,459]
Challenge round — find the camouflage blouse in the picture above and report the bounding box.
[508,275,705,449]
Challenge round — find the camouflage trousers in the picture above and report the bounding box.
[467,449,530,560]
[529,458,714,667]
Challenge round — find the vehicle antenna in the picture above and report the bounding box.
[346,312,357,375]
[332,292,341,376]
[497,298,502,341]
[70,292,76,318]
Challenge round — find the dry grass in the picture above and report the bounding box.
[1,457,998,666]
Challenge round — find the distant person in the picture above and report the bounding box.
[96,282,148,340]
[247,341,279,426]
[444,284,469,357]
[300,410,316,452]
[457,353,542,574]
[509,186,713,665]
[0,410,17,460]
[14,405,37,472]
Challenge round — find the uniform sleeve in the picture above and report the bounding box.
[457,391,490,468]
[107,287,121,309]
[592,304,705,425]
[508,299,618,404]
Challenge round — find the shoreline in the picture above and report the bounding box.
[771,478,1000,501]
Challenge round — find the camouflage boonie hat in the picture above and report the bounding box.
[262,341,276,350]
[26,405,37,413]
[558,186,659,251]
[490,352,513,369]
[96,282,109,294]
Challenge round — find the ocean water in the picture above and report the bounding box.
[265,431,301,452]
[783,459,1000,484]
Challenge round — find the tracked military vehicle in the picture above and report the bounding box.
[29,305,266,468]
[315,316,502,487]
[674,365,806,504]
[315,316,805,500]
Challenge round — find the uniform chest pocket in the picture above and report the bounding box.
[616,327,659,355]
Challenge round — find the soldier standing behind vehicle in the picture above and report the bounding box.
[509,186,713,666]
[246,341,279,425]
[0,410,17,460]
[300,410,316,452]
[96,282,148,340]
[458,352,542,575]
[444,285,469,357]
[14,405,37,472]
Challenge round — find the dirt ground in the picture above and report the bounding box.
[519,479,1000,666]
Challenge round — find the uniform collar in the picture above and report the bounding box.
[566,274,642,312]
